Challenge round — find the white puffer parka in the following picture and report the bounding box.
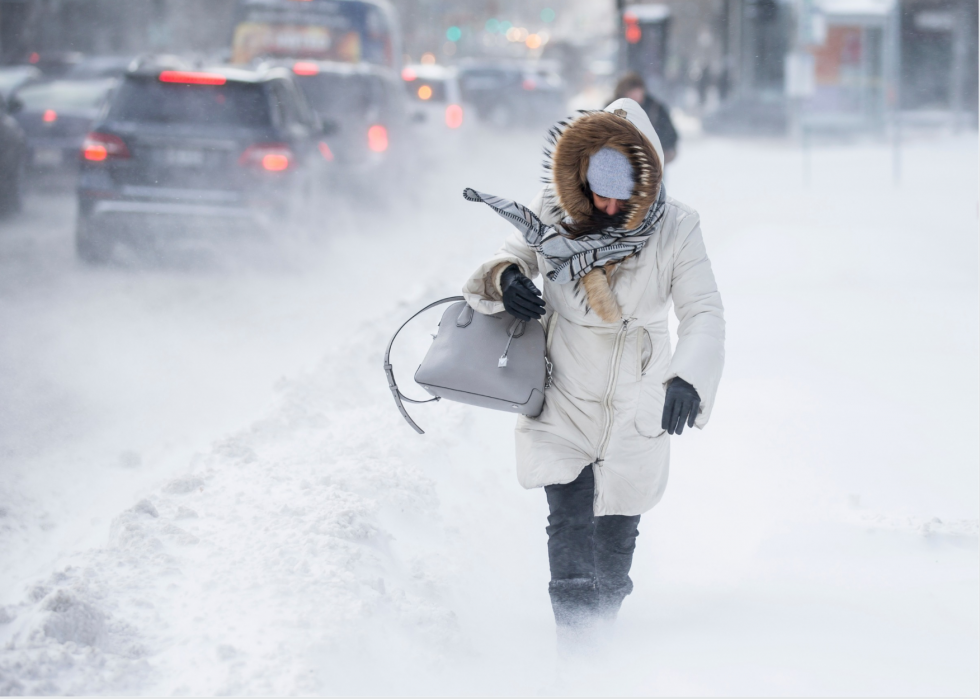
[462,99,725,516]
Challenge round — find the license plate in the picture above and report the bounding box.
[33,148,63,166]
[163,149,206,167]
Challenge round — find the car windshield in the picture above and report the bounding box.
[295,73,384,118]
[405,78,447,103]
[459,69,518,91]
[65,58,133,80]
[108,78,271,127]
[14,78,115,114]
[0,67,40,95]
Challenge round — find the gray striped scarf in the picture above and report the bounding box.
[463,185,666,283]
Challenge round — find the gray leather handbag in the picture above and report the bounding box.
[384,296,551,434]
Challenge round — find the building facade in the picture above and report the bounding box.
[621,0,977,133]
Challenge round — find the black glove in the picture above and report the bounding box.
[661,377,701,435]
[500,264,545,321]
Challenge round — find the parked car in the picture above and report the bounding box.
[0,65,42,101]
[0,94,27,215]
[75,62,328,263]
[400,64,466,133]
[519,63,567,123]
[457,60,566,128]
[9,77,117,171]
[21,51,85,78]
[266,59,413,182]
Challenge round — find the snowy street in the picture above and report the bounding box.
[0,128,977,695]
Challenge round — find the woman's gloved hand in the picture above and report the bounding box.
[500,264,545,321]
[662,377,701,435]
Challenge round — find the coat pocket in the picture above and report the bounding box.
[634,376,667,438]
[635,327,653,382]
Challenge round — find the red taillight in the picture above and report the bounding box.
[367,125,388,152]
[239,143,293,171]
[445,104,463,129]
[318,141,334,161]
[43,109,57,123]
[401,67,417,81]
[262,154,289,171]
[29,52,40,64]
[293,61,319,76]
[81,132,129,161]
[159,70,227,86]
[522,79,536,91]
[84,145,108,161]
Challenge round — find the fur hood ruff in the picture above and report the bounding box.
[539,98,666,321]
[544,98,664,231]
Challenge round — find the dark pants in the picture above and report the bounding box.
[544,465,641,628]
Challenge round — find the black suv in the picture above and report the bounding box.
[458,61,566,129]
[76,62,328,263]
[0,92,27,215]
[11,76,117,173]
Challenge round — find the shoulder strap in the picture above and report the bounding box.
[383,296,465,434]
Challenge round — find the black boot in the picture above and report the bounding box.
[593,513,640,620]
[545,466,642,648]
[595,579,633,621]
[549,577,598,627]
[549,577,600,657]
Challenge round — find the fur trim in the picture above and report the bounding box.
[544,110,662,231]
[489,261,514,298]
[581,267,621,323]
[538,109,660,321]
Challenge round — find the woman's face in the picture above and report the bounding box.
[626,87,645,103]
[593,192,625,216]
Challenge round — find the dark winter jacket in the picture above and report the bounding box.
[641,95,678,154]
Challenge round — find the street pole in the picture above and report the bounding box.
[616,0,626,74]
[950,3,966,133]
[891,0,902,186]
[793,0,812,187]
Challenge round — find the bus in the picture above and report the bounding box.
[232,0,401,70]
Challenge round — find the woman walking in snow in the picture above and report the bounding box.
[461,99,725,646]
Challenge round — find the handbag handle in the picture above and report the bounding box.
[383,296,465,434]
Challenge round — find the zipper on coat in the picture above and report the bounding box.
[546,312,558,354]
[595,317,632,465]
[543,312,559,389]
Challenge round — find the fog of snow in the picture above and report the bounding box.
[0,127,977,695]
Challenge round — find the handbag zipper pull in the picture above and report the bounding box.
[498,320,523,368]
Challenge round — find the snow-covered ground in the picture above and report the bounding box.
[0,127,976,696]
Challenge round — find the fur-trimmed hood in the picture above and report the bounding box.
[544,98,665,231]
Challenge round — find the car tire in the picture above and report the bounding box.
[0,151,24,216]
[75,214,111,264]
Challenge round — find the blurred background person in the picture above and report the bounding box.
[612,71,678,166]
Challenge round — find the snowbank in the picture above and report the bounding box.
[0,130,976,695]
